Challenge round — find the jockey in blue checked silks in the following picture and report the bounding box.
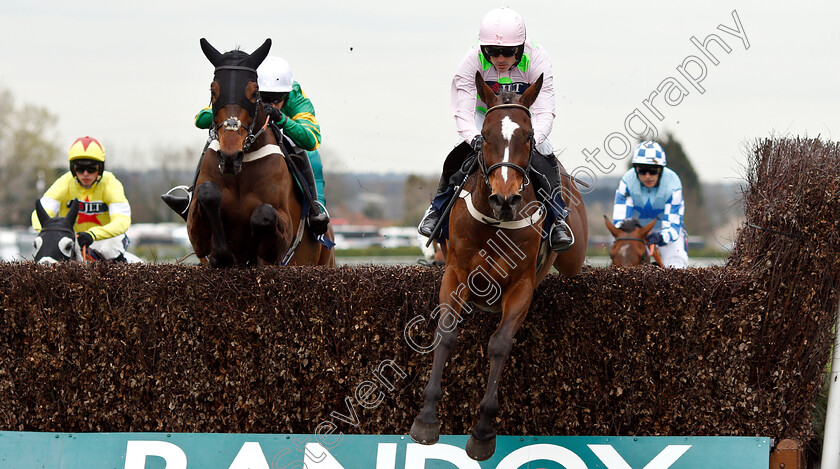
[612,141,689,268]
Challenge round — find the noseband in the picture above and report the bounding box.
[613,236,653,264]
[211,65,266,154]
[478,104,534,189]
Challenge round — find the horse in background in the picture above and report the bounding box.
[186,38,334,267]
[410,72,588,460]
[604,215,662,266]
[418,235,446,266]
[33,199,141,263]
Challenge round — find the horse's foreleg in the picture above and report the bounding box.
[466,281,534,461]
[195,182,234,267]
[410,268,467,445]
[248,204,284,265]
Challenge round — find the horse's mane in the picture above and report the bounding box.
[499,91,517,104]
[619,218,642,232]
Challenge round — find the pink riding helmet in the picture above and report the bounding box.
[478,8,526,46]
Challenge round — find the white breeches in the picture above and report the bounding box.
[91,234,129,260]
[658,228,689,268]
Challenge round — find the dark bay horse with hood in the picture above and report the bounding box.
[187,38,334,267]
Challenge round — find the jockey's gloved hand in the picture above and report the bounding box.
[646,232,664,246]
[263,104,286,126]
[470,135,483,154]
[76,232,94,248]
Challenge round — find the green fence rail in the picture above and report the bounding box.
[0,432,770,468]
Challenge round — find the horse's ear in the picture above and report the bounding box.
[604,214,623,237]
[519,73,543,109]
[248,38,272,69]
[640,218,658,237]
[35,199,51,226]
[475,72,498,108]
[65,199,80,229]
[200,38,224,67]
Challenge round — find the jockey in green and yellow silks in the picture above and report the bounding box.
[195,81,321,156]
[162,56,329,236]
[193,81,326,207]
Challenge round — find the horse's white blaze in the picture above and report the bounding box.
[618,244,630,259]
[500,116,520,183]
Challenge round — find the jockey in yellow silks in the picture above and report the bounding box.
[31,136,133,261]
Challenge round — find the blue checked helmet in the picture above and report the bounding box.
[631,141,667,166]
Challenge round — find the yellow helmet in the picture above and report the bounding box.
[68,136,106,163]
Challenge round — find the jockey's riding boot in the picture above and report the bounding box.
[289,147,330,236]
[549,218,574,253]
[418,174,450,238]
[531,152,574,252]
[418,141,475,238]
[161,190,190,221]
[160,159,202,222]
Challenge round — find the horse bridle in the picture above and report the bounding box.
[477,103,534,189]
[37,226,82,261]
[613,236,654,264]
[211,65,266,153]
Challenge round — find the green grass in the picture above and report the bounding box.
[335,246,423,257]
[586,246,730,259]
[131,244,731,261]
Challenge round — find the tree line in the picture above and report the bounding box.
[1,89,724,238]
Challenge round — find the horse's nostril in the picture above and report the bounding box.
[220,151,244,161]
[489,194,520,210]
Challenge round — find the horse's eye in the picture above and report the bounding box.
[58,237,74,257]
[33,237,42,251]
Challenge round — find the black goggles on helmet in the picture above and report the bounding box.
[261,92,289,105]
[482,45,519,58]
[72,160,101,174]
[635,164,662,176]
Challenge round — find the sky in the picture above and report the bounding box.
[1,1,838,184]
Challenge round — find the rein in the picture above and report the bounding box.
[477,103,534,189]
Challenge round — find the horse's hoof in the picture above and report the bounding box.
[409,419,440,445]
[466,434,496,461]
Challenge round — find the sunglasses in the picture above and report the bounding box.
[261,92,288,105]
[483,46,519,58]
[74,164,99,174]
[635,166,662,176]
